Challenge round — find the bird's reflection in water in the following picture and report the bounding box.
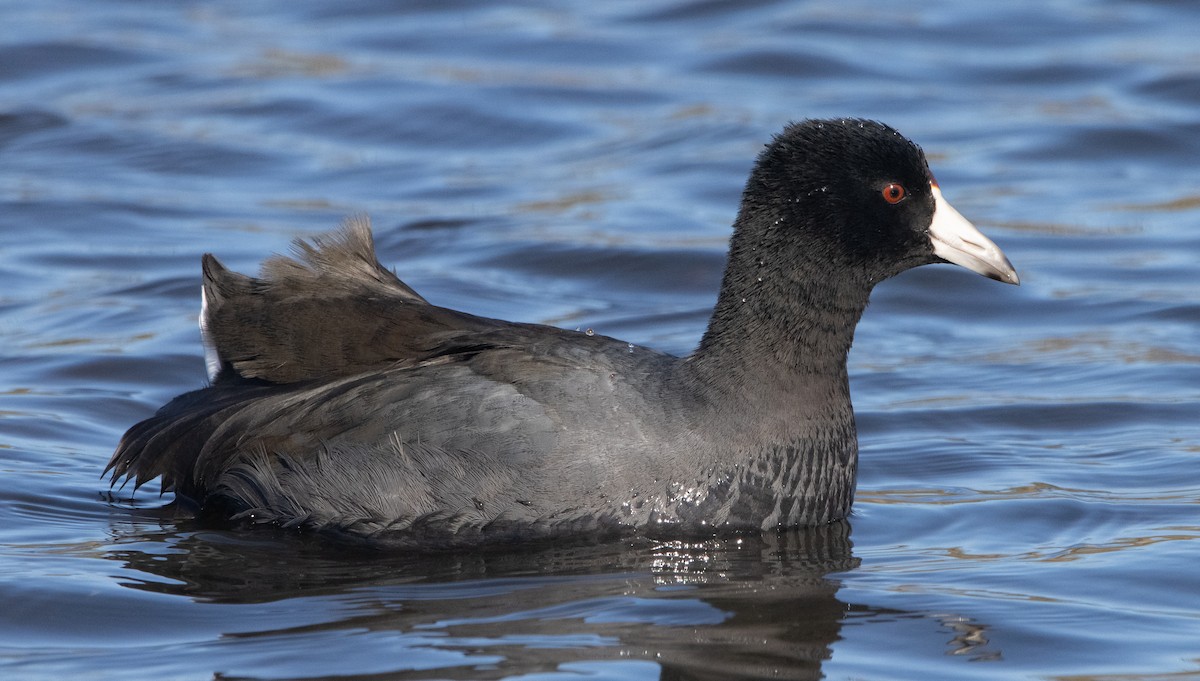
[102,516,996,680]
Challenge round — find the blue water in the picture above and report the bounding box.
[3,1,1200,679]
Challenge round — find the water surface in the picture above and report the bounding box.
[3,1,1200,679]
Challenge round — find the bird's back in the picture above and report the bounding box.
[107,219,685,546]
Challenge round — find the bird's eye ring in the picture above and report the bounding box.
[882,183,906,204]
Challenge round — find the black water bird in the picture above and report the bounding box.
[107,119,1019,548]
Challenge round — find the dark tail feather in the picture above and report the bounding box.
[104,378,280,499]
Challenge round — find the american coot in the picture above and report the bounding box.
[107,119,1018,548]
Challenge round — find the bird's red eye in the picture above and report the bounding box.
[882,183,906,204]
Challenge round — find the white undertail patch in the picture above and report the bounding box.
[200,285,221,381]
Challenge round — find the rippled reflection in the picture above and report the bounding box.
[86,520,872,679]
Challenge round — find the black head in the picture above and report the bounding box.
[734,118,1018,289]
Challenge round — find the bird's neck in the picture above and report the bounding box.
[687,227,872,403]
[663,239,870,529]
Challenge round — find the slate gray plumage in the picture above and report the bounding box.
[107,119,1018,548]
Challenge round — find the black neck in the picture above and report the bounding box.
[686,214,872,402]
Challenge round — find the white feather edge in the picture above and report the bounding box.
[200,285,221,382]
